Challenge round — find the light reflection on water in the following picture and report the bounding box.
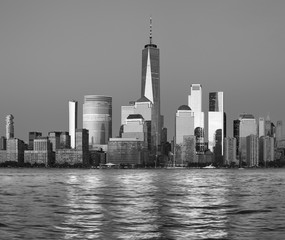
[1,168,285,239]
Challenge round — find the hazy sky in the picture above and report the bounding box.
[1,0,285,142]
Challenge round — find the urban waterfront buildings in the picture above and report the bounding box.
[24,137,54,166]
[208,92,224,157]
[188,84,205,153]
[233,119,240,158]
[83,95,112,150]
[28,132,42,150]
[141,18,162,154]
[246,134,259,167]
[223,137,237,166]
[238,114,257,164]
[174,105,195,165]
[258,117,265,137]
[175,105,195,145]
[276,121,283,147]
[69,100,78,149]
[6,115,14,140]
[259,136,274,165]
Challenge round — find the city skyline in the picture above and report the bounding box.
[1,1,285,142]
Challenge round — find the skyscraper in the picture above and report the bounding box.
[141,18,161,153]
[258,117,265,137]
[208,92,224,156]
[188,84,205,153]
[265,114,272,137]
[83,95,112,150]
[175,105,195,145]
[223,137,237,166]
[246,134,259,167]
[238,113,257,164]
[233,119,240,157]
[276,120,283,147]
[6,114,14,139]
[28,132,42,150]
[69,100,78,149]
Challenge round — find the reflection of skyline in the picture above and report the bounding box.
[2,169,282,239]
[58,170,232,239]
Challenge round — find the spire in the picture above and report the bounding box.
[149,16,152,44]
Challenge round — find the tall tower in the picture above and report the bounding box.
[69,100,78,148]
[208,92,224,157]
[6,114,14,139]
[141,17,161,153]
[83,95,112,150]
[188,84,205,153]
[238,113,257,164]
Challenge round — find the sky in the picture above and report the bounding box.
[1,0,285,143]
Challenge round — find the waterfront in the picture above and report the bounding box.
[0,168,285,240]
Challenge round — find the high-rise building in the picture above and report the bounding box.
[246,134,259,167]
[141,18,161,153]
[258,117,265,137]
[239,114,257,164]
[28,132,42,150]
[24,137,54,167]
[265,114,272,137]
[60,132,71,149]
[175,105,195,145]
[6,138,25,163]
[276,121,283,147]
[182,135,197,166]
[48,131,61,152]
[0,136,7,150]
[83,95,112,150]
[6,114,14,139]
[233,119,240,157]
[208,92,224,156]
[122,114,148,144]
[223,137,237,166]
[188,84,205,153]
[69,100,78,149]
[259,136,274,165]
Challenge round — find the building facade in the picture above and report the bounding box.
[6,138,25,163]
[141,18,162,154]
[6,114,14,139]
[246,134,259,167]
[28,132,42,150]
[259,136,274,165]
[69,100,78,149]
[175,105,195,145]
[83,95,112,150]
[223,137,237,166]
[239,114,257,164]
[107,138,146,166]
[208,92,224,156]
[24,137,54,166]
[188,84,205,153]
[258,117,265,137]
[48,131,61,152]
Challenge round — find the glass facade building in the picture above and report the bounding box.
[238,114,257,164]
[69,100,78,149]
[188,84,204,153]
[208,92,224,156]
[83,95,112,149]
[141,34,161,153]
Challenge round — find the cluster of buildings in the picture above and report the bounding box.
[1,19,285,168]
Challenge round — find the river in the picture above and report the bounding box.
[0,168,285,239]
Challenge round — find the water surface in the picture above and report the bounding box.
[0,168,285,239]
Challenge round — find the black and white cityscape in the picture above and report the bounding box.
[1,1,285,239]
[0,18,284,169]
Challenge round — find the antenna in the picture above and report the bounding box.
[150,16,152,44]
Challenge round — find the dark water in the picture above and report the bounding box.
[0,168,285,240]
